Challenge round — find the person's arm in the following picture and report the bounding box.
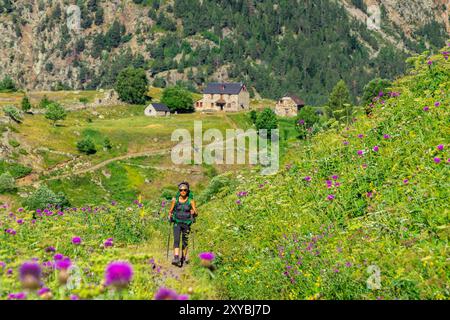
[190,199,198,216]
[168,198,176,219]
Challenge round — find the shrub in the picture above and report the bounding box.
[161,85,194,113]
[0,161,32,178]
[45,102,67,126]
[0,172,16,194]
[295,106,322,139]
[21,96,32,113]
[362,78,392,113]
[39,95,53,108]
[249,110,257,125]
[0,76,17,92]
[23,185,70,210]
[115,67,149,104]
[328,80,351,121]
[3,105,23,123]
[77,138,97,155]
[255,108,278,134]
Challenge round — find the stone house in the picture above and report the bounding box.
[274,94,305,117]
[195,82,250,112]
[144,103,170,116]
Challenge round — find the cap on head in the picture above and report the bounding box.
[178,181,189,190]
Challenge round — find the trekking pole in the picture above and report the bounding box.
[166,219,171,260]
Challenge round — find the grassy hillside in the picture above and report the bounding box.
[194,48,449,299]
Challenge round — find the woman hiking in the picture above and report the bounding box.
[168,181,197,267]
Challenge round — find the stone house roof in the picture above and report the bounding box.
[202,82,245,95]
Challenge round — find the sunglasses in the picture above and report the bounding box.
[179,189,188,192]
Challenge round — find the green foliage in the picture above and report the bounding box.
[255,108,278,134]
[0,76,17,92]
[295,106,323,139]
[362,78,392,109]
[249,110,257,125]
[0,160,32,178]
[197,174,236,204]
[76,137,97,155]
[23,185,70,210]
[3,105,23,123]
[328,80,352,121]
[79,97,89,105]
[8,139,20,148]
[45,102,67,126]
[0,172,16,194]
[160,85,194,113]
[21,95,32,113]
[195,46,450,300]
[103,137,112,150]
[39,95,53,108]
[115,67,149,104]
[153,76,167,88]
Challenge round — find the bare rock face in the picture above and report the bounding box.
[0,0,448,91]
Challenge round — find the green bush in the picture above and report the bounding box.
[45,102,67,126]
[115,67,149,104]
[77,137,97,155]
[255,108,278,134]
[21,95,32,113]
[3,105,23,123]
[23,185,70,210]
[0,160,32,178]
[161,85,194,113]
[0,76,17,92]
[295,106,322,139]
[39,95,53,108]
[0,172,16,194]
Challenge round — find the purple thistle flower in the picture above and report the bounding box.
[304,176,311,182]
[45,246,56,253]
[332,175,338,180]
[333,268,340,273]
[437,144,444,151]
[17,208,24,212]
[104,239,114,248]
[104,261,134,289]
[16,219,24,224]
[345,262,352,267]
[19,261,42,288]
[70,294,80,300]
[55,257,71,270]
[357,150,363,156]
[54,253,64,261]
[367,192,373,198]
[433,157,441,164]
[343,140,349,145]
[423,106,429,111]
[372,146,379,152]
[236,199,241,205]
[403,179,409,184]
[38,287,51,296]
[434,102,440,107]
[7,268,13,275]
[199,252,215,261]
[154,287,186,300]
[72,236,82,245]
[0,261,6,269]
[327,194,335,201]
[383,134,390,139]
[298,119,305,125]
[357,134,364,139]
[427,60,432,65]
[8,292,27,300]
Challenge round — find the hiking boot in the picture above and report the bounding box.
[171,256,180,266]
[181,256,189,265]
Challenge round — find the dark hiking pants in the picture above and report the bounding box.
[173,222,190,250]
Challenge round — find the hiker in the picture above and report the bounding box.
[168,181,197,267]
